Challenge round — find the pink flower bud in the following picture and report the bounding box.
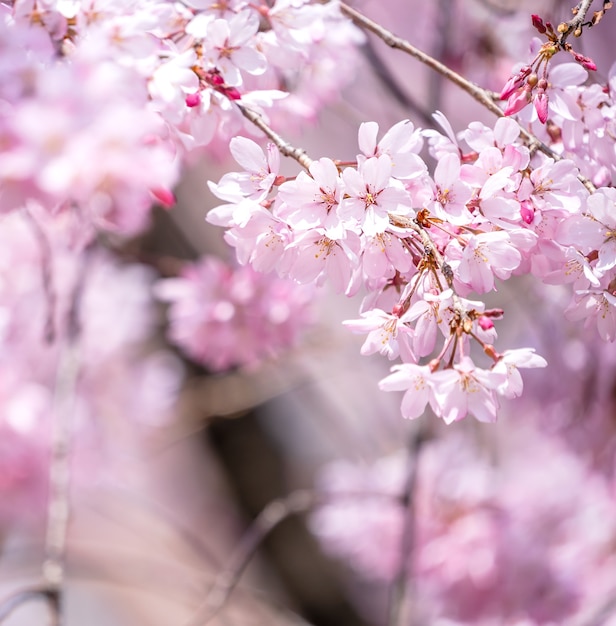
[531,14,547,34]
[478,316,494,331]
[572,51,597,71]
[151,187,176,208]
[185,92,201,108]
[534,91,549,123]
[503,86,532,117]
[224,86,242,100]
[520,200,534,224]
[500,66,531,100]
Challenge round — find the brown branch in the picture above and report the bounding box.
[237,103,314,170]
[558,0,613,43]
[338,2,504,118]
[337,2,596,193]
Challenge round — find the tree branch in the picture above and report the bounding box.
[338,2,504,118]
[337,1,596,192]
[558,0,613,44]
[387,423,429,626]
[183,490,316,626]
[0,586,59,625]
[237,103,314,170]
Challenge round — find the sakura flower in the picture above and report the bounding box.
[492,348,547,399]
[430,357,505,424]
[286,227,361,294]
[446,231,522,294]
[277,157,342,230]
[343,308,415,361]
[542,245,602,290]
[405,289,454,358]
[155,256,315,371]
[378,363,434,420]
[566,289,616,342]
[558,187,616,275]
[200,11,267,87]
[361,230,413,282]
[339,155,411,236]
[208,136,281,203]
[357,120,426,180]
[429,153,474,225]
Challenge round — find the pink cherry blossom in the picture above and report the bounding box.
[156,256,315,371]
[339,155,412,236]
[430,357,505,424]
[343,308,415,361]
[378,363,434,420]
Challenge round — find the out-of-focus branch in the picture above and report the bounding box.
[237,103,314,170]
[361,38,435,127]
[0,586,59,625]
[42,247,89,625]
[387,423,429,626]
[183,490,315,626]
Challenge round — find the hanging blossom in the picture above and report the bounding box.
[311,428,616,624]
[1,0,365,237]
[500,14,596,123]
[155,255,316,372]
[205,64,616,424]
[206,114,570,424]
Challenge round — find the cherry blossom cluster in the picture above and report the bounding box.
[207,118,558,423]
[311,426,616,624]
[0,0,363,240]
[155,255,315,371]
[500,14,597,123]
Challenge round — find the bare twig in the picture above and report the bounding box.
[237,103,314,170]
[362,39,435,127]
[387,424,428,626]
[338,2,503,118]
[558,0,613,44]
[183,490,316,626]
[42,340,80,626]
[0,586,59,625]
[41,247,90,624]
[23,209,57,343]
[337,1,596,193]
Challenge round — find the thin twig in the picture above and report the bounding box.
[0,586,59,625]
[337,1,596,192]
[387,424,429,626]
[338,2,503,118]
[23,209,57,344]
[183,486,405,626]
[236,103,314,170]
[183,490,315,626]
[41,247,90,625]
[558,0,612,44]
[362,39,434,127]
[42,341,80,626]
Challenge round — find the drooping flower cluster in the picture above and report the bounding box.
[210,113,616,423]
[0,210,182,529]
[0,0,364,241]
[311,427,616,624]
[155,255,316,372]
